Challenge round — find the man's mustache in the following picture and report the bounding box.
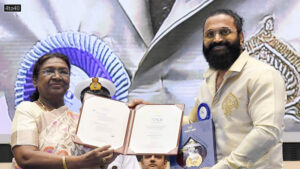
[207,41,230,51]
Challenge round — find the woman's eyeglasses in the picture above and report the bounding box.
[40,68,70,77]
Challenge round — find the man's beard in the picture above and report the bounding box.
[202,38,242,70]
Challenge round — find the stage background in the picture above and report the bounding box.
[1,0,300,162]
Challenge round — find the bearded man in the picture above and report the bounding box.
[184,9,286,169]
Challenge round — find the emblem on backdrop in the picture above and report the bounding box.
[245,16,300,122]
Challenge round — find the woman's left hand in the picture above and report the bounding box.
[100,153,118,169]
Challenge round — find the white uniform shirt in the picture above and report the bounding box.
[185,51,286,169]
[108,155,140,169]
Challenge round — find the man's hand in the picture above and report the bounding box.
[127,99,150,108]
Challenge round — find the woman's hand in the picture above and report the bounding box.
[13,145,116,169]
[79,145,115,168]
[127,99,150,108]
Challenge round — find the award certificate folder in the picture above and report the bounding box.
[170,119,216,169]
[74,93,184,155]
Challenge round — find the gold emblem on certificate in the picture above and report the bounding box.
[222,92,238,116]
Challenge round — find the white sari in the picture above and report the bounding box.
[11,101,139,169]
[11,101,82,168]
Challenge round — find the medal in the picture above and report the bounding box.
[197,103,210,121]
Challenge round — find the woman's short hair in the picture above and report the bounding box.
[30,53,70,101]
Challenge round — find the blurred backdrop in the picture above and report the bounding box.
[0,0,300,161]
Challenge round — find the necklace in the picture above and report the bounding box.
[37,99,51,111]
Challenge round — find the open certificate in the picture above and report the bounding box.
[75,93,184,155]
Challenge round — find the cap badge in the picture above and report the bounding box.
[90,77,102,91]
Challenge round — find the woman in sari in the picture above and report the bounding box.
[11,53,114,169]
